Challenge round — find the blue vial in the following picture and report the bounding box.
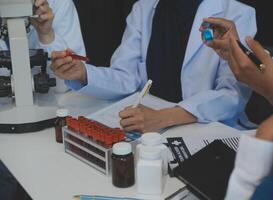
[201,22,213,41]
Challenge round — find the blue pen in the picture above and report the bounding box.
[73,195,144,200]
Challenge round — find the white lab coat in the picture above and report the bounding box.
[0,0,85,93]
[225,134,273,199]
[66,0,257,126]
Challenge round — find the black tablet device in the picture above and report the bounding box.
[173,140,236,200]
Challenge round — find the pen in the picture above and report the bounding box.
[132,79,153,108]
[29,15,40,18]
[65,50,90,62]
[236,40,266,72]
[73,195,143,200]
[47,50,90,62]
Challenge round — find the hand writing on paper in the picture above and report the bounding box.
[119,105,197,133]
[119,105,163,133]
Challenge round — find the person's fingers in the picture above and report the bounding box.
[35,4,48,15]
[203,17,239,39]
[228,51,240,78]
[61,63,82,77]
[119,108,136,119]
[65,48,74,55]
[51,51,66,60]
[39,11,54,21]
[229,37,251,68]
[120,117,137,128]
[34,0,46,7]
[52,57,73,71]
[122,124,143,133]
[55,60,77,74]
[205,38,229,50]
[120,113,144,127]
[245,37,272,65]
[203,17,232,29]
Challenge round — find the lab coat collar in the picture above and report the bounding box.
[183,0,223,67]
[153,0,160,8]
[152,0,223,67]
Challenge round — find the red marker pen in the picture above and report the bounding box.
[65,50,90,62]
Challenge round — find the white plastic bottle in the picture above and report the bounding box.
[136,146,164,195]
[136,132,168,175]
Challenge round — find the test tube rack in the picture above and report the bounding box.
[63,116,139,176]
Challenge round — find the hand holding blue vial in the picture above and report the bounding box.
[201,22,213,42]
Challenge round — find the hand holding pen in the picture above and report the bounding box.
[200,17,268,72]
[30,0,54,44]
[236,40,266,72]
[229,36,273,103]
[132,79,153,108]
[119,80,156,133]
[50,49,88,83]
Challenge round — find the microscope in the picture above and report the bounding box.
[0,0,58,133]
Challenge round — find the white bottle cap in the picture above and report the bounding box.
[112,142,132,155]
[56,109,69,117]
[140,146,161,160]
[141,132,163,146]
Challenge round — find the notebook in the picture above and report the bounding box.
[173,140,236,200]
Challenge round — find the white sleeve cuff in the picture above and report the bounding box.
[235,134,273,177]
[225,134,273,200]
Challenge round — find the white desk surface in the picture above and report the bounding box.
[0,92,244,200]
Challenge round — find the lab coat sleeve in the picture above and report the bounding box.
[225,134,273,200]
[36,0,85,55]
[66,1,143,99]
[178,7,257,123]
[34,0,86,93]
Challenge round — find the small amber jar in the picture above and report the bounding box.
[54,109,68,143]
[111,142,135,188]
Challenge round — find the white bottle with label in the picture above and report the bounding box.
[136,146,164,195]
[136,132,168,175]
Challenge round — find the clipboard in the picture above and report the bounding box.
[173,140,236,200]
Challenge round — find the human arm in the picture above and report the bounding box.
[177,6,257,125]
[119,105,197,133]
[30,0,54,44]
[117,3,257,130]
[30,0,85,92]
[225,116,273,200]
[51,1,145,99]
[228,37,273,105]
[30,0,85,55]
[199,16,273,104]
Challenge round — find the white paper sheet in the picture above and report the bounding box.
[87,93,176,128]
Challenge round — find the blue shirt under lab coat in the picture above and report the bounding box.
[66,0,257,126]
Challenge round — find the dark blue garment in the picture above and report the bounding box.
[146,0,202,103]
[0,161,18,200]
[251,173,273,200]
